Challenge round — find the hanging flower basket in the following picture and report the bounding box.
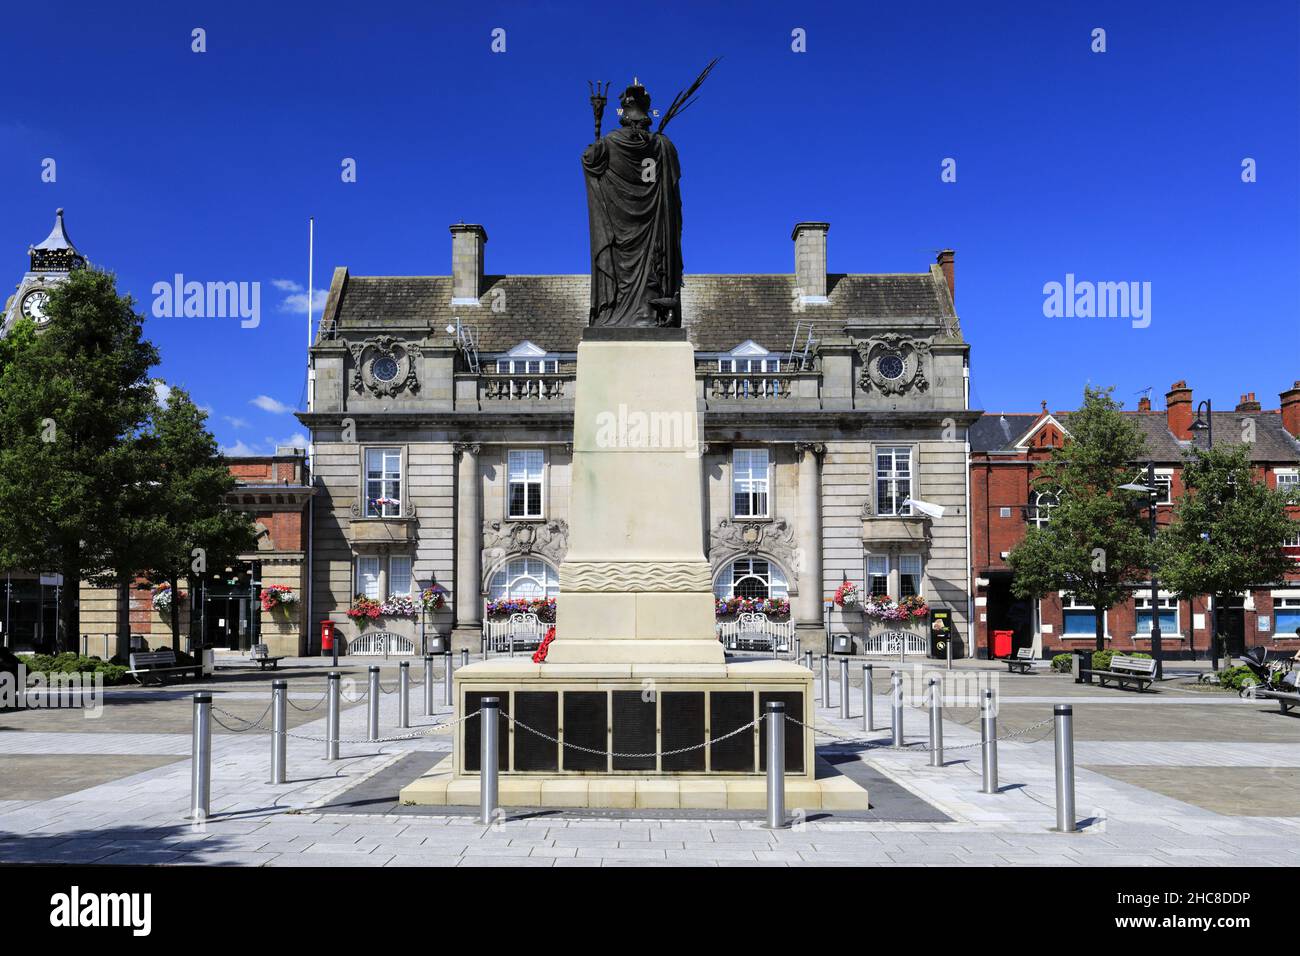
[151,583,186,611]
[714,597,790,619]
[346,595,382,620]
[421,586,448,613]
[260,585,298,612]
[833,580,860,609]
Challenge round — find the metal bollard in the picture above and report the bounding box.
[794,634,801,661]
[443,651,453,706]
[461,648,469,669]
[862,663,874,732]
[803,649,813,673]
[945,634,953,670]
[820,654,830,707]
[423,654,435,716]
[763,702,788,829]
[480,696,500,825]
[928,676,944,767]
[271,680,287,785]
[398,661,410,729]
[891,671,904,748]
[367,666,380,742]
[772,636,779,660]
[839,657,850,720]
[326,672,340,761]
[1054,704,1076,832]
[980,688,999,794]
[190,692,212,821]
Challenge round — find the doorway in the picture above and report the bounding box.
[1220,599,1246,657]
[202,593,253,650]
[984,572,1034,657]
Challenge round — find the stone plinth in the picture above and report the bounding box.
[546,331,721,665]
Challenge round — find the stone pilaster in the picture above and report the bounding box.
[453,442,482,648]
[795,442,825,648]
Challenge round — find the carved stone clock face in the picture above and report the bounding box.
[372,355,399,382]
[21,289,49,324]
[877,352,904,380]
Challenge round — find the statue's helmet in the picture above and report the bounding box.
[619,81,652,127]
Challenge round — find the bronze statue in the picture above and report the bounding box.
[583,61,718,328]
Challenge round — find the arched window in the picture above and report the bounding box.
[487,557,559,601]
[1031,490,1059,528]
[715,557,789,600]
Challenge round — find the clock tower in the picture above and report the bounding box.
[1,208,87,337]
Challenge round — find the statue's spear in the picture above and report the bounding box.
[588,80,609,143]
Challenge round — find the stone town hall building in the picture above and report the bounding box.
[300,223,976,655]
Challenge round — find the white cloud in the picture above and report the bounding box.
[221,440,260,457]
[250,395,294,414]
[153,381,172,407]
[273,278,329,315]
[223,415,250,429]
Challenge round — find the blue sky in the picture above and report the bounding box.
[1,0,1296,453]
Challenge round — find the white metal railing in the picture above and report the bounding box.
[862,629,929,657]
[717,612,794,652]
[350,631,418,656]
[484,613,545,653]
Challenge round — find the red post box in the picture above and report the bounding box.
[320,620,336,654]
[992,629,1014,658]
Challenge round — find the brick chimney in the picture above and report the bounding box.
[450,223,488,304]
[936,249,955,301]
[1281,380,1300,438]
[792,222,830,302]
[1165,380,1193,439]
[1137,395,1151,412]
[1235,392,1261,412]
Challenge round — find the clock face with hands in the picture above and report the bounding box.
[372,355,399,382]
[21,289,50,324]
[876,351,904,380]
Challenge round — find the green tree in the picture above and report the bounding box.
[133,386,256,650]
[1156,445,1299,662]
[0,269,159,651]
[1008,386,1152,651]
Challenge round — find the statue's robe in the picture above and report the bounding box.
[582,126,683,327]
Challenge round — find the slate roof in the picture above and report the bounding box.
[971,410,1300,463]
[323,269,959,354]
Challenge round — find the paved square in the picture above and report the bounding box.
[1,655,1297,866]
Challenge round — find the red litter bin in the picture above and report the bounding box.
[992,629,1014,658]
[320,620,336,656]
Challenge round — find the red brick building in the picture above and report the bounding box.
[969,381,1300,660]
[78,449,313,659]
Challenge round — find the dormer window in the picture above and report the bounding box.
[496,340,558,374]
[718,340,780,374]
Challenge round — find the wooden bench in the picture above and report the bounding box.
[1084,654,1157,692]
[127,649,203,684]
[249,643,285,670]
[1005,647,1037,674]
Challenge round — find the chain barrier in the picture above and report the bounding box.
[211,702,274,733]
[340,687,368,703]
[785,712,1055,753]
[504,711,763,760]
[379,680,399,694]
[287,690,328,713]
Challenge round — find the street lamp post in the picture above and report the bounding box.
[1189,400,1216,669]
[1121,464,1163,681]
